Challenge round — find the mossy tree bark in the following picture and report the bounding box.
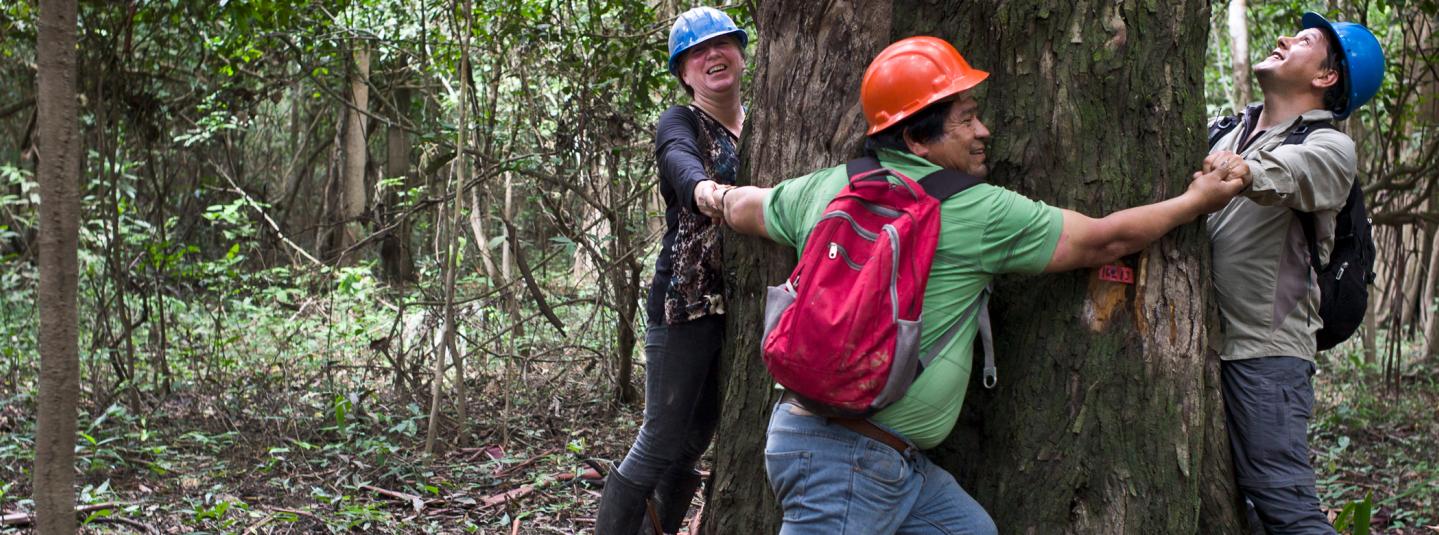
[707,1,1245,533]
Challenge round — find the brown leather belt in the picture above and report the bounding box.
[780,392,912,454]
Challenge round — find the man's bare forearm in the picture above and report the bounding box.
[719,185,769,237]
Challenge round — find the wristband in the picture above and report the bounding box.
[719,186,735,225]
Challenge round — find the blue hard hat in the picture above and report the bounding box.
[667,7,748,76]
[1302,12,1386,119]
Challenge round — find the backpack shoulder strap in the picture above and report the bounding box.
[1286,120,1340,271]
[845,157,983,201]
[845,156,884,179]
[1208,115,1241,149]
[1283,121,1336,145]
[918,168,984,201]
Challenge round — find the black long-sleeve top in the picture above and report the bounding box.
[647,105,739,325]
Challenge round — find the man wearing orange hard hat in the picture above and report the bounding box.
[699,36,1251,533]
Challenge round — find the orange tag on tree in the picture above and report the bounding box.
[1098,263,1134,284]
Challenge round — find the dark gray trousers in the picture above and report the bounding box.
[615,314,723,488]
[1221,356,1336,535]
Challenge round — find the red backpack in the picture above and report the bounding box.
[761,157,987,417]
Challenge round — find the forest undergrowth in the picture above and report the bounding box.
[1,263,1436,534]
[0,261,651,534]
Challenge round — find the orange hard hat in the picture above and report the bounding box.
[861,36,989,135]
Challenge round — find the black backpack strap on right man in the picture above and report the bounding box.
[845,157,983,201]
[1208,115,1241,149]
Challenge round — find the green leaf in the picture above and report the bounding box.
[1352,492,1372,535]
[81,508,113,526]
[334,395,350,427]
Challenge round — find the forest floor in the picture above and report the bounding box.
[1,285,1437,533]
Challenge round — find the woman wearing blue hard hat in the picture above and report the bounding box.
[596,6,747,534]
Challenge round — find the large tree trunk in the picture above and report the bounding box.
[33,0,81,532]
[706,2,892,534]
[707,1,1243,533]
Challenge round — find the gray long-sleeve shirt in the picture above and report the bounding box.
[1205,105,1357,361]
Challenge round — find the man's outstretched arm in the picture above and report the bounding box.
[702,185,770,238]
[1043,159,1250,272]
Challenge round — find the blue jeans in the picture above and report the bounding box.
[764,401,997,535]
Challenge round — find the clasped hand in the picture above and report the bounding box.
[694,180,734,221]
[1188,151,1253,213]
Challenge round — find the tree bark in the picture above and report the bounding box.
[1422,228,1439,360]
[381,81,416,284]
[605,151,642,404]
[708,1,1242,533]
[334,42,370,262]
[33,0,81,532]
[1227,0,1252,114]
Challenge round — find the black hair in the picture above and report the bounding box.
[863,98,956,156]
[1317,29,1349,115]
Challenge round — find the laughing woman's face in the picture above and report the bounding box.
[680,35,745,98]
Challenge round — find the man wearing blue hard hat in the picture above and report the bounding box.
[1205,12,1385,533]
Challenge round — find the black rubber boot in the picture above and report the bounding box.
[639,469,703,534]
[596,471,650,535]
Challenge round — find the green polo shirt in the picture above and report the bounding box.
[763,149,1062,449]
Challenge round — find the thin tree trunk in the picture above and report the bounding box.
[426,5,470,454]
[33,0,81,532]
[1421,228,1439,360]
[1365,281,1379,364]
[1399,225,1423,337]
[499,170,521,447]
[1228,0,1252,113]
[381,81,416,284]
[606,151,641,404]
[337,42,370,262]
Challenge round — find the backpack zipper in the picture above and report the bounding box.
[827,242,864,271]
[818,211,879,241]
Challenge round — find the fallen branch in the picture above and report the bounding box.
[271,506,323,522]
[494,448,560,478]
[501,218,566,336]
[215,168,326,268]
[480,468,602,508]
[92,515,160,535]
[1,502,126,526]
[481,485,535,508]
[361,484,429,513]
